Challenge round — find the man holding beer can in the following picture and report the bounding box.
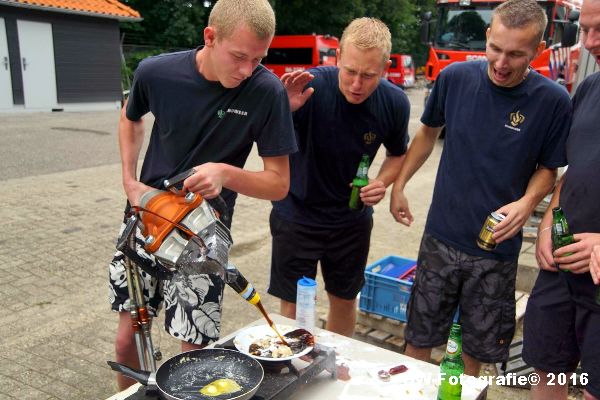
[389,0,571,377]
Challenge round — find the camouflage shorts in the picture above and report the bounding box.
[405,233,517,363]
[108,221,224,346]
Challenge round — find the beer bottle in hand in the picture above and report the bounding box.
[349,154,370,210]
[437,323,464,400]
[551,207,574,254]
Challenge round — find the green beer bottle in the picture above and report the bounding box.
[551,207,574,256]
[349,154,370,210]
[437,323,464,400]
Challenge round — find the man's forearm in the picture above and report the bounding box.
[375,155,406,187]
[539,173,564,229]
[221,155,290,201]
[522,166,558,215]
[222,167,289,200]
[118,112,145,187]
[393,125,441,191]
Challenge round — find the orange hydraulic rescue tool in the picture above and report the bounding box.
[116,169,205,372]
[116,168,232,371]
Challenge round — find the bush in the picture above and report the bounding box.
[121,46,186,92]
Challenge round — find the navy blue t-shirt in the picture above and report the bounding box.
[272,66,410,227]
[423,61,571,261]
[126,48,297,208]
[561,72,600,233]
[560,72,600,298]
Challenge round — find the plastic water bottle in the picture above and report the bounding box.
[295,277,317,332]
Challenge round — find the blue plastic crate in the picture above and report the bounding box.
[359,255,458,323]
[359,255,416,322]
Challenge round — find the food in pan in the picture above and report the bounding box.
[199,378,242,396]
[247,328,315,359]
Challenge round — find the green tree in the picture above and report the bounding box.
[271,0,364,37]
[119,0,439,77]
[271,0,436,66]
[120,0,209,47]
[119,0,212,90]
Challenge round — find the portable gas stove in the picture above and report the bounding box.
[123,342,337,400]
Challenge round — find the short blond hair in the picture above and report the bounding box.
[339,18,392,64]
[208,0,275,40]
[492,0,547,45]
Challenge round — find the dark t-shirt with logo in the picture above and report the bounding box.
[126,48,297,209]
[272,66,410,227]
[560,71,600,256]
[423,60,571,261]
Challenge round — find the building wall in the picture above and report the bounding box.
[0,5,122,106]
[3,15,23,104]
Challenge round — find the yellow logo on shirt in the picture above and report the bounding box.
[510,111,525,127]
[363,131,376,144]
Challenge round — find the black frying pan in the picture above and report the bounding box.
[108,348,264,400]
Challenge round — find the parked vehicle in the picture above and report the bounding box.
[421,0,581,92]
[262,34,339,78]
[386,54,415,88]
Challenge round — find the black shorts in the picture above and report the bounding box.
[522,270,600,398]
[267,210,373,302]
[405,233,517,363]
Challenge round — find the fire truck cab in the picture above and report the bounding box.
[420,0,581,91]
[262,34,339,78]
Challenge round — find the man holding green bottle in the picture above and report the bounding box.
[267,17,410,337]
[523,0,600,398]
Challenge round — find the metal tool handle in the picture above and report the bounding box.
[116,214,138,252]
[163,168,230,224]
[116,214,158,372]
[163,168,196,195]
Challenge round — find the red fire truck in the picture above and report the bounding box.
[386,54,416,88]
[262,34,339,78]
[421,0,581,92]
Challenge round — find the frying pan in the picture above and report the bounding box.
[108,348,263,400]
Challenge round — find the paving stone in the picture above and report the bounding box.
[354,323,373,337]
[515,294,529,322]
[4,385,52,400]
[367,329,392,343]
[357,311,405,337]
[431,345,446,365]
[384,335,405,351]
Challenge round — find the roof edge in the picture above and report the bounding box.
[0,1,143,22]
